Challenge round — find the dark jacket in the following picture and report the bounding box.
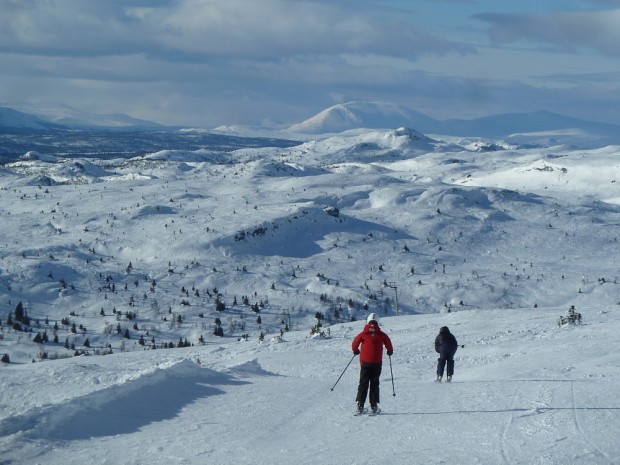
[435,326,458,353]
[352,322,393,364]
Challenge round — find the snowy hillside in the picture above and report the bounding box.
[1,125,620,464]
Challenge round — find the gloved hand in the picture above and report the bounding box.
[387,351,393,356]
[353,349,360,355]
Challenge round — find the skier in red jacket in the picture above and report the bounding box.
[352,313,393,414]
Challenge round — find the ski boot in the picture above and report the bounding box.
[446,375,452,383]
[435,375,442,383]
[371,404,379,414]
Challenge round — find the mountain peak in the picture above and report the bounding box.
[288,101,437,134]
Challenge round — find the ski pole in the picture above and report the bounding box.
[389,355,396,397]
[330,353,356,391]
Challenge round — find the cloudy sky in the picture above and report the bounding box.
[1,0,619,127]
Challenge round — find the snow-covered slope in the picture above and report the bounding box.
[1,125,620,464]
[1,307,618,464]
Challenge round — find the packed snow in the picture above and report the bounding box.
[1,125,620,464]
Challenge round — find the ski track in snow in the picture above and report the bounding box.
[499,382,521,465]
[570,381,614,465]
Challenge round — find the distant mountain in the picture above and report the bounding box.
[439,110,620,142]
[1,103,163,131]
[0,107,66,130]
[288,102,620,147]
[288,101,439,134]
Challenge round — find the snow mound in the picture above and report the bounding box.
[20,151,60,163]
[0,360,240,441]
[55,160,112,180]
[131,205,177,219]
[216,204,408,258]
[225,359,279,378]
[250,160,327,177]
[143,149,228,163]
[383,126,436,151]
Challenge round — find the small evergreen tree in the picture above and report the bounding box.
[213,325,224,337]
[15,302,25,323]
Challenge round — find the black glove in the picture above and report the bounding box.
[353,349,360,355]
[387,351,393,356]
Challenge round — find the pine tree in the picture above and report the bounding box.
[15,302,25,323]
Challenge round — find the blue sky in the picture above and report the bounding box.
[1,0,619,127]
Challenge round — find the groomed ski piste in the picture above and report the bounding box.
[1,124,620,464]
[1,306,619,465]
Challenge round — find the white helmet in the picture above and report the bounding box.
[367,313,379,324]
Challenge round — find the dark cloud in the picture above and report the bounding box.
[0,0,469,60]
[475,9,620,56]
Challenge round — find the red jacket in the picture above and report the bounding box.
[352,322,393,364]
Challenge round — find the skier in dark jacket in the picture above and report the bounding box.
[435,326,458,382]
[352,313,393,414]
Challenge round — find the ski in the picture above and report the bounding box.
[353,407,381,416]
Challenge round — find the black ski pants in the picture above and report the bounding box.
[437,344,457,377]
[356,362,382,405]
